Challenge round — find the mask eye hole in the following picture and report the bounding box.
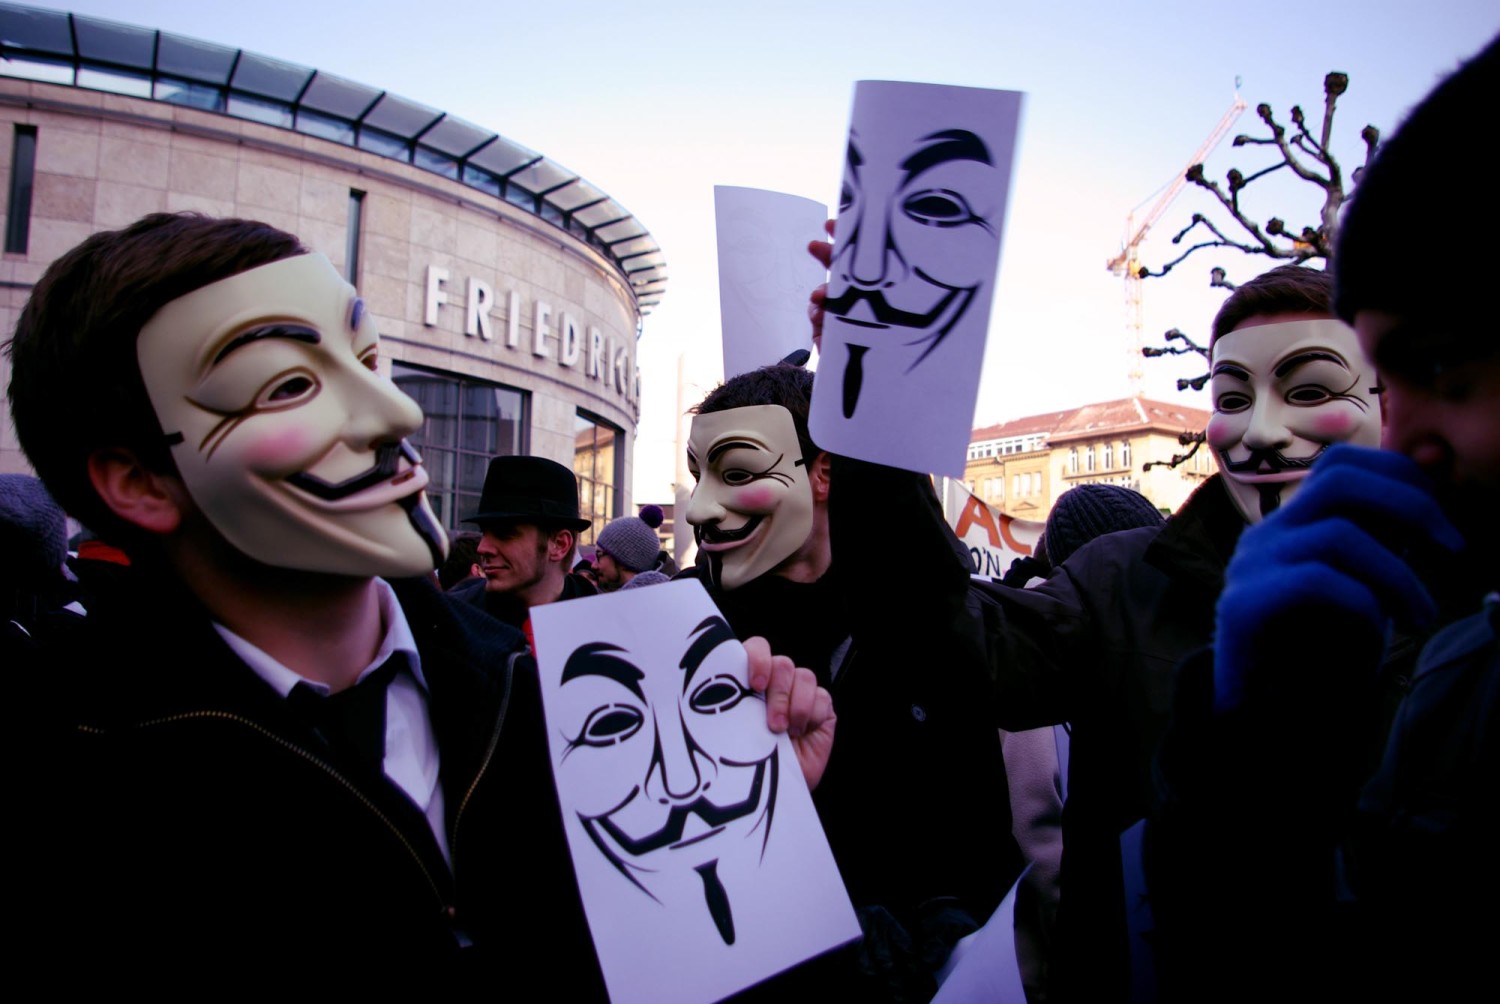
[1215,391,1251,414]
[256,369,320,409]
[689,675,751,715]
[576,704,643,747]
[359,347,379,372]
[721,469,752,486]
[1287,384,1332,405]
[903,189,975,227]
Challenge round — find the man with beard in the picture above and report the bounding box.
[683,363,1021,1000]
[6,212,834,984]
[1149,37,1499,1000]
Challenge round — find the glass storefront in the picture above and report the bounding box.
[573,410,623,546]
[393,363,527,530]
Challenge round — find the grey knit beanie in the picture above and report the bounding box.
[1044,484,1164,567]
[596,504,665,572]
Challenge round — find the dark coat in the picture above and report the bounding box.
[684,457,1021,1003]
[18,564,604,992]
[969,474,1244,1000]
[1150,593,1497,1000]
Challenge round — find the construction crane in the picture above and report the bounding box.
[1109,86,1247,395]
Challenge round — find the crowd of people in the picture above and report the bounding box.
[4,34,1495,1001]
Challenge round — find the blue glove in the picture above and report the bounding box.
[1212,445,1464,714]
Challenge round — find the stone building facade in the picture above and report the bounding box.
[0,3,663,544]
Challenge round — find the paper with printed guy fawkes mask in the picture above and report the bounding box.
[1206,317,1383,524]
[532,580,858,1004]
[810,80,1024,477]
[136,253,447,577]
[714,186,829,378]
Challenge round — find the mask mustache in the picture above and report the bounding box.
[287,440,422,500]
[593,759,770,856]
[1223,444,1326,475]
[695,515,764,545]
[822,283,961,329]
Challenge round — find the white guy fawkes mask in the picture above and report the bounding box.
[136,253,447,576]
[1207,317,1384,523]
[686,405,815,591]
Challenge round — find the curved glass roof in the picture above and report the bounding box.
[0,2,666,312]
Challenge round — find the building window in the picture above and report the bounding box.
[575,410,624,545]
[6,125,38,254]
[346,189,365,284]
[1121,440,1132,468]
[392,363,527,530]
[1085,446,1096,472]
[1031,472,1042,496]
[1013,474,1023,497]
[1068,448,1078,474]
[1102,442,1113,470]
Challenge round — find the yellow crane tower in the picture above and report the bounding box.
[1108,87,1248,395]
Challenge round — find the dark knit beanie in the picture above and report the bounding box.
[1044,484,1164,567]
[596,504,665,572]
[0,473,68,585]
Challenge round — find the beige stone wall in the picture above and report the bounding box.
[0,78,641,513]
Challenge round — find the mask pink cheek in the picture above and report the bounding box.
[732,485,779,511]
[1306,411,1357,441]
[1205,418,1238,451]
[241,427,317,471]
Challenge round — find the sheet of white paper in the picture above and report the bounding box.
[531,580,860,1004]
[714,186,828,379]
[810,80,1024,477]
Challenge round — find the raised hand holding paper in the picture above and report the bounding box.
[811,80,1023,476]
[531,580,858,1004]
[714,186,829,378]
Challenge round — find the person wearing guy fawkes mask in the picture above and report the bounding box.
[5,213,834,987]
[1150,38,1500,1000]
[682,362,1021,1001]
[936,264,1387,1002]
[804,219,1392,996]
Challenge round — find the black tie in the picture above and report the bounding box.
[287,657,403,770]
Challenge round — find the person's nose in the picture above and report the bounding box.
[1241,396,1293,452]
[1380,383,1451,474]
[842,205,907,290]
[645,709,713,805]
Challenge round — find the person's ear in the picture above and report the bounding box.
[547,528,575,562]
[809,451,833,503]
[86,448,186,536]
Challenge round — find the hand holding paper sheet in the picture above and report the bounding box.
[531,580,858,1004]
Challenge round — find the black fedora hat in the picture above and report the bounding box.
[465,456,592,532]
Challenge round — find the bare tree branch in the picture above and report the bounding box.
[1143,431,1208,472]
[1139,69,1377,283]
[1135,69,1380,471]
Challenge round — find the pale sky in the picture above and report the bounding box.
[22,0,1500,501]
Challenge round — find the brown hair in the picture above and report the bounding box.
[1210,264,1335,343]
[692,362,821,465]
[6,213,307,539]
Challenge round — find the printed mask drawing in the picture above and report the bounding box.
[810,81,1023,478]
[532,581,861,1004]
[553,608,778,944]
